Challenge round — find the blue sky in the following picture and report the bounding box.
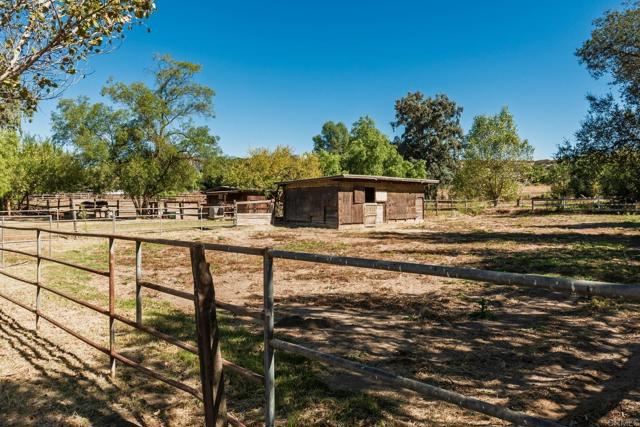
[24,0,621,159]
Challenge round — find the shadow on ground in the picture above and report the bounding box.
[269,287,640,427]
[366,228,639,283]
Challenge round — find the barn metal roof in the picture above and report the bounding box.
[276,174,439,186]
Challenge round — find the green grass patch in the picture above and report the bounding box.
[277,239,349,254]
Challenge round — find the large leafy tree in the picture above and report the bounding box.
[560,2,640,200]
[9,136,84,208]
[314,117,426,178]
[391,92,463,183]
[452,107,533,204]
[312,121,350,153]
[52,96,128,193]
[218,146,322,192]
[53,55,221,212]
[0,0,155,125]
[341,117,425,177]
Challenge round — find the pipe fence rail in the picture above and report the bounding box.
[1,223,639,426]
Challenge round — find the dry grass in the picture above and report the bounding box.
[0,213,639,426]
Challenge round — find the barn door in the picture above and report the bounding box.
[416,196,424,220]
[375,204,384,224]
[363,203,377,226]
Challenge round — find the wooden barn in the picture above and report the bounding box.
[277,175,438,229]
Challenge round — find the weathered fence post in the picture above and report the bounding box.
[263,247,275,427]
[112,211,116,234]
[108,237,116,378]
[190,244,228,427]
[135,241,142,326]
[435,199,439,216]
[72,209,78,235]
[233,201,238,226]
[48,215,53,257]
[1,216,4,269]
[35,229,42,331]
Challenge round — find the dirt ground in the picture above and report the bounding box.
[1,212,639,426]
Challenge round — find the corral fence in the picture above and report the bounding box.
[2,224,640,426]
[426,197,640,215]
[0,205,229,237]
[530,197,640,213]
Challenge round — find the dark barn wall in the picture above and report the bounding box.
[283,185,339,227]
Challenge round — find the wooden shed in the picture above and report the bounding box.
[277,175,439,229]
[205,187,266,206]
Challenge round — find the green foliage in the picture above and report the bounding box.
[53,55,221,210]
[577,1,640,104]
[52,97,127,193]
[312,121,350,153]
[560,3,640,201]
[8,135,83,207]
[0,131,19,203]
[452,107,533,202]
[0,1,155,124]
[314,116,426,178]
[548,161,572,198]
[214,146,322,192]
[392,91,463,183]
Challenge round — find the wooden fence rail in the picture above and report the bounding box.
[2,224,639,426]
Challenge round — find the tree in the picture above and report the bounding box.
[0,0,155,125]
[312,121,350,153]
[452,107,533,204]
[8,135,83,208]
[219,146,322,192]
[52,96,128,193]
[341,117,425,178]
[0,131,19,209]
[314,116,426,178]
[558,2,640,200]
[577,1,640,104]
[392,92,463,183]
[53,55,221,212]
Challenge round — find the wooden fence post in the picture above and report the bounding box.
[36,229,42,331]
[263,248,275,427]
[135,241,142,326]
[72,209,78,234]
[1,216,4,269]
[109,237,116,378]
[190,244,227,427]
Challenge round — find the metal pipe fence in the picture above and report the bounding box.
[1,223,638,426]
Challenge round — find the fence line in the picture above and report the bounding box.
[2,224,638,425]
[425,198,640,215]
